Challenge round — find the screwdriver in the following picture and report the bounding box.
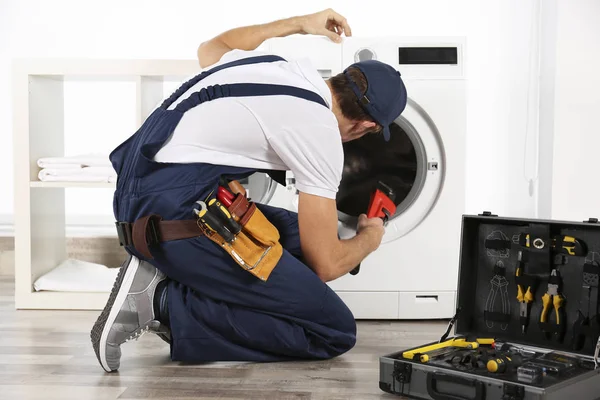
[194,201,235,243]
[208,198,242,235]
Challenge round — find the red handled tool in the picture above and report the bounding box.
[350,181,396,276]
[366,182,397,222]
[217,186,235,207]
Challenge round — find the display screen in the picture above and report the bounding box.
[398,47,458,65]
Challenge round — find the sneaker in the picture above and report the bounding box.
[91,255,171,372]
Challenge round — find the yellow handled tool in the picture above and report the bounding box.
[487,355,513,373]
[516,250,534,333]
[208,198,242,235]
[402,337,495,362]
[540,269,565,340]
[518,233,586,256]
[194,201,235,243]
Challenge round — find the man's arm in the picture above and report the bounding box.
[197,8,352,68]
[298,192,384,282]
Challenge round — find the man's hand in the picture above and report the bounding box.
[356,214,385,251]
[197,9,352,68]
[298,192,384,282]
[297,8,352,43]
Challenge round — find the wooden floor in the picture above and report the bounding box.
[0,276,448,400]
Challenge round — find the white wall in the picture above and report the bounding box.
[546,0,600,221]
[0,0,549,232]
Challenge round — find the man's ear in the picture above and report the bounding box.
[358,120,377,133]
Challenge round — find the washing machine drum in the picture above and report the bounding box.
[336,123,417,217]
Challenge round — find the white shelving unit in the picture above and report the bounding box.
[12,58,200,310]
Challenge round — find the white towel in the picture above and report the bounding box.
[38,166,116,182]
[37,154,112,169]
[33,259,119,292]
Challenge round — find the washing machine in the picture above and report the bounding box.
[241,36,467,320]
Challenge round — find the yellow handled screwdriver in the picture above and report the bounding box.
[208,198,242,235]
[487,354,515,373]
[194,201,235,243]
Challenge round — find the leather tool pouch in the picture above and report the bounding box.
[201,193,283,281]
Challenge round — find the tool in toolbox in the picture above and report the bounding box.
[193,200,236,243]
[492,341,537,357]
[539,268,566,342]
[350,181,396,276]
[521,352,575,376]
[515,233,587,256]
[401,337,495,363]
[515,250,536,333]
[487,353,519,373]
[517,364,545,384]
[445,348,491,371]
[571,260,600,350]
[484,261,511,331]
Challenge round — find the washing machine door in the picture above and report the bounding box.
[237,173,278,204]
[336,98,444,243]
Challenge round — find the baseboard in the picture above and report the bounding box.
[0,214,116,237]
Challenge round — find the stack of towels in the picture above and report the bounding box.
[37,154,117,183]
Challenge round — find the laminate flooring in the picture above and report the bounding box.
[0,276,448,400]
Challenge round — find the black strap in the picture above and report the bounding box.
[485,239,511,250]
[160,55,286,110]
[173,83,328,113]
[484,311,511,323]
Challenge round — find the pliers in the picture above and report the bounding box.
[540,269,565,341]
[516,251,534,333]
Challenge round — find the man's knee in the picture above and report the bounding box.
[320,288,357,356]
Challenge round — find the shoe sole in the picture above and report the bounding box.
[91,255,140,372]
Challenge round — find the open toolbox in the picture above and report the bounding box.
[380,212,600,399]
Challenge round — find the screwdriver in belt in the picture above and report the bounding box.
[208,198,242,235]
[194,201,235,243]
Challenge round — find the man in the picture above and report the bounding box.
[91,8,407,372]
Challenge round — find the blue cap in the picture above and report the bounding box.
[343,60,407,141]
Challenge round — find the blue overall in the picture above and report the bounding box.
[109,55,357,362]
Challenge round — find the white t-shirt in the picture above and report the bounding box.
[153,49,344,199]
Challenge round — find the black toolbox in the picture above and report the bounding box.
[380,212,600,399]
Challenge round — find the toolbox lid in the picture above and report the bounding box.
[453,212,600,357]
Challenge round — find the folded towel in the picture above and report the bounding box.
[38,166,116,182]
[37,175,116,183]
[38,163,86,169]
[37,154,112,169]
[33,259,119,292]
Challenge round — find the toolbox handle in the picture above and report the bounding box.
[426,372,485,400]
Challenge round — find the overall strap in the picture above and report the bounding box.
[174,83,329,113]
[160,55,287,110]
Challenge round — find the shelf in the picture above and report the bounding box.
[12,58,200,310]
[16,291,110,310]
[30,181,116,188]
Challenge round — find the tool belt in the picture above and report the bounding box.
[115,184,283,282]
